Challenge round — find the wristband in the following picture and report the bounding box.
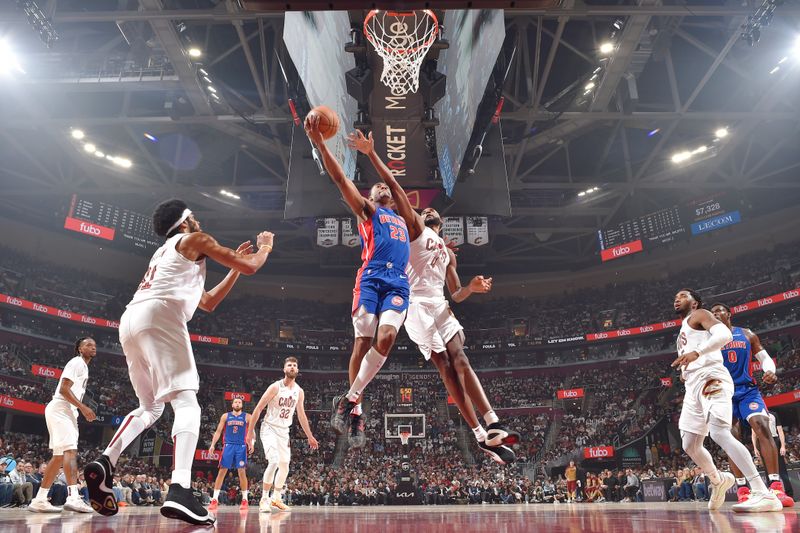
[259,244,273,252]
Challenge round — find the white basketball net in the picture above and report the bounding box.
[364,10,439,96]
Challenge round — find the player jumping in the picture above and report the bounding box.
[207,397,252,510]
[710,302,794,507]
[84,199,274,526]
[246,357,318,513]
[672,289,781,513]
[305,114,410,448]
[348,129,520,464]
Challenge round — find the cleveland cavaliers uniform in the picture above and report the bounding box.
[260,380,301,464]
[119,233,206,403]
[404,226,464,359]
[45,356,89,454]
[676,312,734,436]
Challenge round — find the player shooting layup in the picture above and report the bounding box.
[84,199,274,526]
[348,130,520,464]
[305,114,410,448]
[246,357,318,513]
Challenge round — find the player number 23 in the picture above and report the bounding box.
[389,225,407,242]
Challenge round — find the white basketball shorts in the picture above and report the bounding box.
[404,297,464,360]
[45,400,79,455]
[261,424,291,464]
[678,365,734,436]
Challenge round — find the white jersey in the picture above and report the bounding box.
[264,379,301,434]
[52,356,89,414]
[676,312,725,377]
[127,233,206,322]
[406,226,450,300]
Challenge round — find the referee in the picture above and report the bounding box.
[753,411,794,498]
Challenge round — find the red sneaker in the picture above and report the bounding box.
[240,499,249,511]
[208,498,219,510]
[769,481,795,508]
[736,486,751,503]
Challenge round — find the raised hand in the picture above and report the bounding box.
[347,130,374,155]
[443,236,459,255]
[468,275,493,293]
[304,114,324,145]
[256,231,274,250]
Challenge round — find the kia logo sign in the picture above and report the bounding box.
[600,240,643,262]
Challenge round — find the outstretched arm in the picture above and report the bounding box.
[348,130,424,241]
[305,115,374,222]
[179,231,274,277]
[444,248,492,303]
[295,390,319,450]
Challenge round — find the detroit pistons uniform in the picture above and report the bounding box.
[260,380,301,465]
[722,327,769,424]
[45,356,89,454]
[119,233,206,403]
[352,206,410,336]
[676,313,735,436]
[219,411,248,469]
[404,226,464,359]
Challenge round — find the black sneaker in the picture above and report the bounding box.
[478,441,516,465]
[84,455,117,516]
[160,484,216,526]
[348,413,366,448]
[331,395,356,435]
[486,422,521,447]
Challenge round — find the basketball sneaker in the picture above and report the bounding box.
[737,486,751,503]
[270,498,291,513]
[769,480,795,507]
[331,395,356,435]
[259,498,271,513]
[708,472,735,511]
[64,496,93,513]
[478,441,516,465]
[732,489,782,513]
[84,455,117,516]
[28,499,62,513]
[348,413,366,448]
[486,422,521,447]
[161,483,216,526]
[208,498,218,510]
[240,499,249,511]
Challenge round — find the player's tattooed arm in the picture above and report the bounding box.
[305,114,374,221]
[445,248,493,303]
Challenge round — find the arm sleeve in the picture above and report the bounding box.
[753,350,776,374]
[696,323,733,357]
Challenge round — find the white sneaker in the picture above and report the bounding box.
[270,498,291,513]
[64,497,94,513]
[28,498,62,513]
[259,499,271,513]
[732,490,783,513]
[709,472,736,511]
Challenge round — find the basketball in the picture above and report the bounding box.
[308,105,339,140]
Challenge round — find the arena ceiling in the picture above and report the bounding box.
[1,1,799,276]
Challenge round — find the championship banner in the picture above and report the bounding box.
[765,389,800,408]
[341,218,360,247]
[660,377,673,387]
[316,218,339,248]
[32,364,62,379]
[584,446,615,459]
[195,449,221,462]
[0,394,46,415]
[466,216,489,246]
[556,388,585,400]
[224,392,252,402]
[442,217,465,246]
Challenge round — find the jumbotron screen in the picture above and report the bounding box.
[63,195,160,251]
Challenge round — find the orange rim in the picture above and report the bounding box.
[363,9,439,55]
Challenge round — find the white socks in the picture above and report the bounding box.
[473,426,488,442]
[35,487,49,501]
[68,485,79,499]
[242,490,249,500]
[347,348,387,402]
[213,489,220,500]
[484,410,499,425]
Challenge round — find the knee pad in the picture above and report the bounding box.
[131,402,165,428]
[170,391,201,437]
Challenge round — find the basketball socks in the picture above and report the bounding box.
[472,426,488,442]
[213,489,221,500]
[768,474,781,482]
[273,489,283,502]
[242,490,249,500]
[736,478,747,487]
[352,403,363,416]
[484,410,499,426]
[68,485,79,499]
[170,390,201,489]
[347,347,386,402]
[35,487,48,501]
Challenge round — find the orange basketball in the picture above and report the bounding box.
[308,105,339,140]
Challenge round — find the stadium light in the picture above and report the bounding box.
[143,133,158,142]
[0,40,25,76]
[83,143,96,153]
[94,150,105,158]
[599,42,615,55]
[113,157,132,168]
[188,47,202,58]
[584,82,595,90]
[207,85,217,93]
[671,151,691,163]
[715,128,729,139]
[71,129,85,140]
[770,66,780,75]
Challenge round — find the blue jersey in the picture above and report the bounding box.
[352,206,410,315]
[722,326,754,387]
[223,411,247,446]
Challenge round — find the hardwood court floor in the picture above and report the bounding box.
[5,502,798,532]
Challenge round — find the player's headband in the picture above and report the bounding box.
[167,208,192,235]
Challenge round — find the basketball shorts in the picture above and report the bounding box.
[261,424,291,464]
[566,480,578,495]
[119,299,199,404]
[352,267,410,317]
[405,297,464,360]
[220,443,248,469]
[732,384,768,424]
[45,400,79,455]
[679,366,734,436]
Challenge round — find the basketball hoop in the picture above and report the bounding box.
[399,431,411,446]
[364,9,439,96]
